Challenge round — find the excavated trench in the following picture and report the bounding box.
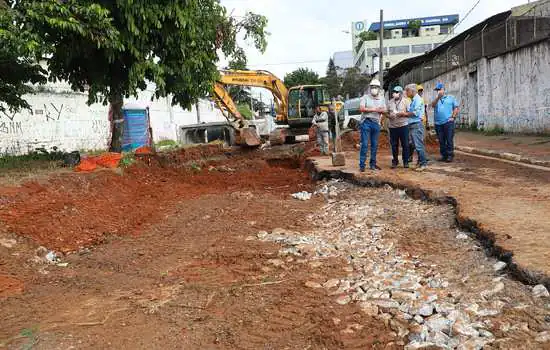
[305,159,550,290]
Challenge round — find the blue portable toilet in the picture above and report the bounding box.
[121,102,152,152]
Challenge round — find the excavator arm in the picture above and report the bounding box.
[215,70,289,122]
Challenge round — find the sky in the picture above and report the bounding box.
[220,0,531,79]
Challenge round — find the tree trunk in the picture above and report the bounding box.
[109,95,124,152]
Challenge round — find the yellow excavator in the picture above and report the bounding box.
[213,70,340,146]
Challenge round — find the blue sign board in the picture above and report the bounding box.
[368,14,459,32]
[354,21,365,32]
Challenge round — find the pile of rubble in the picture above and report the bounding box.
[257,180,550,349]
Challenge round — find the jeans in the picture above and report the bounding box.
[408,122,427,166]
[359,119,380,169]
[435,121,455,160]
[316,129,329,155]
[389,125,410,166]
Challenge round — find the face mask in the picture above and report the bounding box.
[370,87,379,96]
[393,92,400,100]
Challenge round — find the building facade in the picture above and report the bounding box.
[353,15,459,74]
[332,50,354,76]
[385,1,550,133]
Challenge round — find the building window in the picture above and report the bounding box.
[389,45,410,55]
[411,44,432,54]
[440,27,449,34]
[366,47,388,56]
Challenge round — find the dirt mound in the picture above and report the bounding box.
[0,145,314,253]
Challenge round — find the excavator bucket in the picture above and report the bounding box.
[236,127,261,147]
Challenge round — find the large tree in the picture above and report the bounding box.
[283,67,320,88]
[321,58,342,98]
[0,0,118,113]
[6,0,268,151]
[341,67,370,99]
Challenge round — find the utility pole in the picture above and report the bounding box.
[379,9,384,88]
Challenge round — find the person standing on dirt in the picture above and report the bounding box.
[404,84,428,171]
[388,86,410,168]
[328,104,337,150]
[358,79,386,172]
[431,82,459,162]
[312,106,330,156]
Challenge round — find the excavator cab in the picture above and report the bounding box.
[287,85,332,127]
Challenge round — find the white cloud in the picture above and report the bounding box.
[221,0,530,79]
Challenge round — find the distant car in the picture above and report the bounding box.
[343,97,362,131]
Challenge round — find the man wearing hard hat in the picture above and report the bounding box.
[358,78,387,172]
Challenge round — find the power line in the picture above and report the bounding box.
[439,0,483,43]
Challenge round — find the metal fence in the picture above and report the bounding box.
[398,16,550,85]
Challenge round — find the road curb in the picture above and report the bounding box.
[455,145,550,169]
[305,158,550,291]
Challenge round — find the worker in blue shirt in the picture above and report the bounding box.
[404,84,428,171]
[431,82,459,162]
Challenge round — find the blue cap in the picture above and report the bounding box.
[434,82,445,90]
[392,86,403,92]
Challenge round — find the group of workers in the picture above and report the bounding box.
[312,79,459,171]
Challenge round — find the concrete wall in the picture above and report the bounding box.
[0,82,225,156]
[400,40,550,133]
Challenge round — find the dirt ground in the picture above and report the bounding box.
[0,143,397,349]
[455,131,550,162]
[1,139,550,349]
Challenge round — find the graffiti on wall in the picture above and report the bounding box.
[43,103,64,121]
[0,121,23,135]
[1,110,16,121]
[91,120,109,134]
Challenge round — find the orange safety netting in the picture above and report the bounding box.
[135,146,154,155]
[74,152,123,172]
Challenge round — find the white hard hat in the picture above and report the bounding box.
[370,79,381,87]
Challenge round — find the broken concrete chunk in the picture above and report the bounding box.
[323,279,340,289]
[359,302,379,316]
[493,261,507,272]
[304,281,322,289]
[417,303,434,317]
[369,298,400,310]
[535,331,550,343]
[533,284,550,298]
[335,295,351,305]
[291,191,312,201]
[452,320,480,338]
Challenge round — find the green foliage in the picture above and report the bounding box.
[283,68,320,88]
[341,68,370,98]
[119,153,136,168]
[237,103,253,120]
[408,20,422,37]
[408,20,422,30]
[355,31,377,53]
[0,147,64,170]
[156,139,178,148]
[0,1,120,112]
[20,326,39,350]
[321,58,343,98]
